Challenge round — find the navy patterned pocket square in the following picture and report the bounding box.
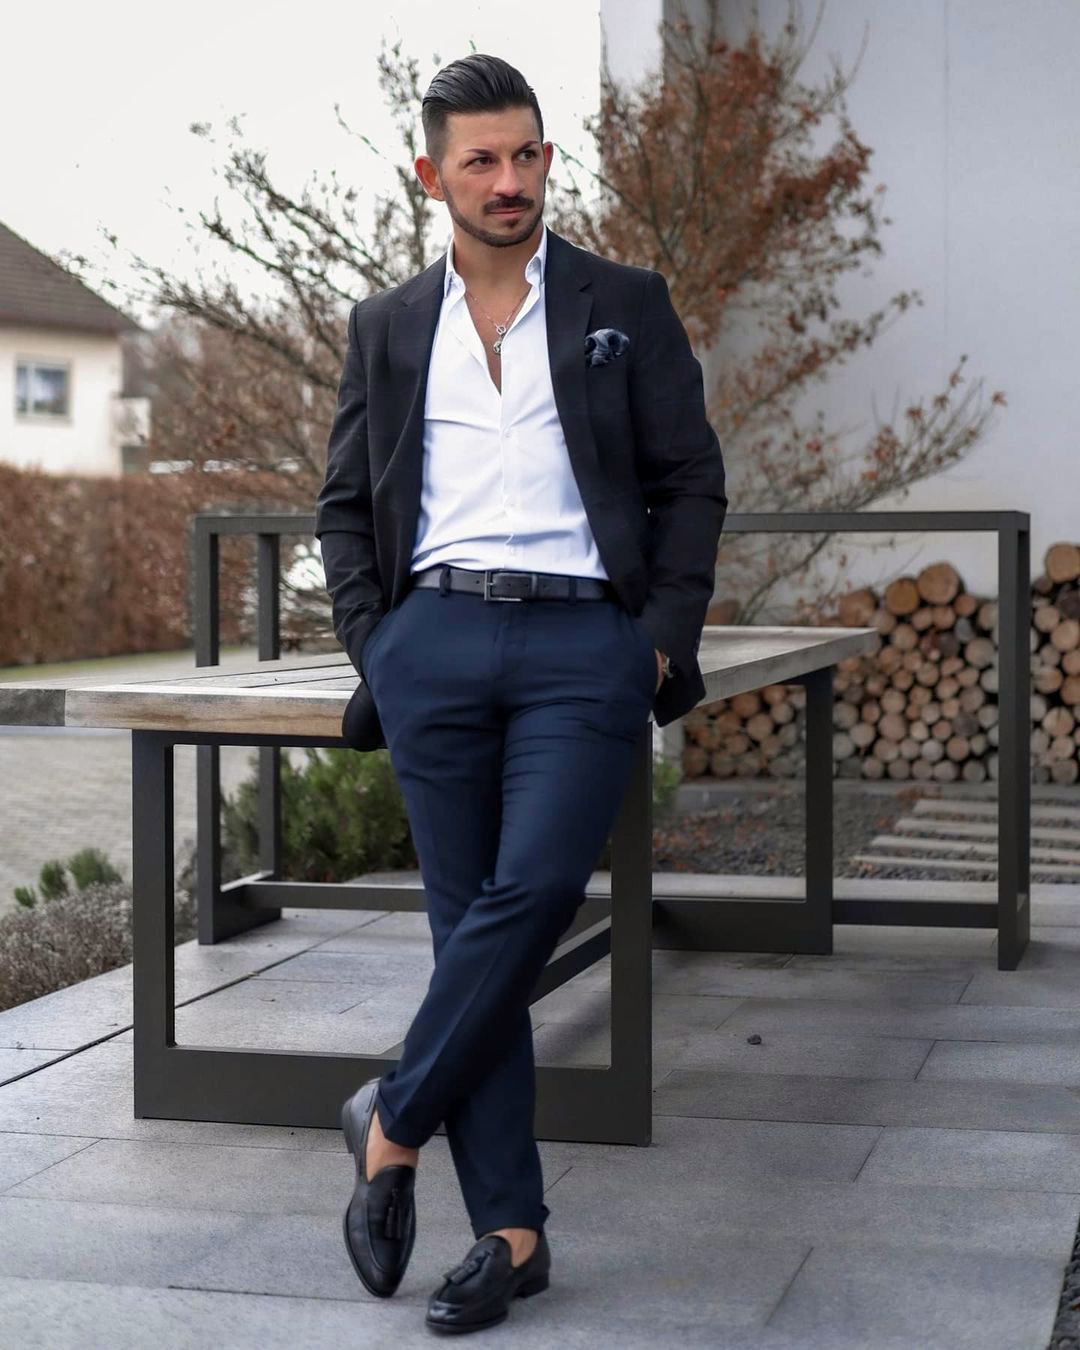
[584,327,630,368]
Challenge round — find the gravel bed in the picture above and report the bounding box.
[654,778,1080,881]
[656,780,912,877]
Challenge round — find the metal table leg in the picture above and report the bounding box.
[131,732,175,1117]
[651,667,836,955]
[131,725,656,1144]
[997,520,1031,970]
[801,665,835,956]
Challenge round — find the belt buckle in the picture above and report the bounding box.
[483,569,534,602]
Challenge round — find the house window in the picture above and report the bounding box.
[16,360,71,417]
[121,444,146,473]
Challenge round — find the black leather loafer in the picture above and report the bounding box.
[425,1229,551,1334]
[340,1076,416,1297]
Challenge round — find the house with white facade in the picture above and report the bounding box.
[601,0,1079,599]
[0,219,149,477]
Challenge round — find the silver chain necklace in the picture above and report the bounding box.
[465,286,530,355]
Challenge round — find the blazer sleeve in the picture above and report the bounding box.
[629,269,728,677]
[313,300,386,672]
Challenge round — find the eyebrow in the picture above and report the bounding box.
[461,140,540,157]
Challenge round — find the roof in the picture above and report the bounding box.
[0,219,144,336]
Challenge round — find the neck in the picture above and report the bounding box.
[451,220,543,291]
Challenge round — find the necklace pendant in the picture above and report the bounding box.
[492,338,502,355]
[495,323,507,335]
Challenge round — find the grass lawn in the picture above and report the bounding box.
[0,644,260,683]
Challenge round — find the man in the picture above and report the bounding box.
[315,53,727,1335]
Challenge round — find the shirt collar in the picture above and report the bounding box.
[443,219,547,298]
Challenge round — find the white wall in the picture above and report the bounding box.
[619,0,1080,603]
[0,326,125,476]
[600,0,664,84]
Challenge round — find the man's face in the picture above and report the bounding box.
[418,106,552,249]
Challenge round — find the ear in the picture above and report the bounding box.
[414,153,444,201]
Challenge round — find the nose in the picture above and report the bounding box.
[492,159,525,201]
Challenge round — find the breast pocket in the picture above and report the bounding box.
[585,359,629,410]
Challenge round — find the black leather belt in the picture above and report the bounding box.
[411,564,617,602]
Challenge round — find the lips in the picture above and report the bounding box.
[491,206,525,215]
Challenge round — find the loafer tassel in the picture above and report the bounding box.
[384,1185,408,1241]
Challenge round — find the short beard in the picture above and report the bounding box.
[442,180,545,249]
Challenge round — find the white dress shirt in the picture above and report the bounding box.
[410,221,609,581]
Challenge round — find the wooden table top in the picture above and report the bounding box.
[0,626,877,737]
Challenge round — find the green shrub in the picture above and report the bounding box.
[37,859,69,902]
[195,744,682,885]
[177,746,419,892]
[67,846,124,891]
[16,846,124,909]
[651,752,682,819]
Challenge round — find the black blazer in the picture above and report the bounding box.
[315,226,727,752]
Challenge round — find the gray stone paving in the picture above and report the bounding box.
[1,902,1079,1347]
[0,729,301,917]
[0,644,294,916]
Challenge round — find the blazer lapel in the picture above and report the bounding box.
[543,229,602,504]
[381,256,446,517]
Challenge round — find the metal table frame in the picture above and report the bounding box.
[130,661,836,1143]
[190,508,1030,970]
[132,720,658,1143]
[137,503,1028,1140]
[718,509,1031,970]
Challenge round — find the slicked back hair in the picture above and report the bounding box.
[421,54,544,167]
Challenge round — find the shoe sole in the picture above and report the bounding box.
[424,1270,550,1334]
[341,1079,415,1299]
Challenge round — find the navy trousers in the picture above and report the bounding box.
[359,565,657,1239]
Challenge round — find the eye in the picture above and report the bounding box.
[467,151,534,166]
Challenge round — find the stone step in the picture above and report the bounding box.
[851,853,999,875]
[911,798,1080,825]
[852,851,1080,878]
[895,816,1080,845]
[869,834,1080,865]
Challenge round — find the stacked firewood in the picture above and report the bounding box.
[1031,543,1080,783]
[682,543,1080,784]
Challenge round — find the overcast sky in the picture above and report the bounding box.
[1,1,603,326]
